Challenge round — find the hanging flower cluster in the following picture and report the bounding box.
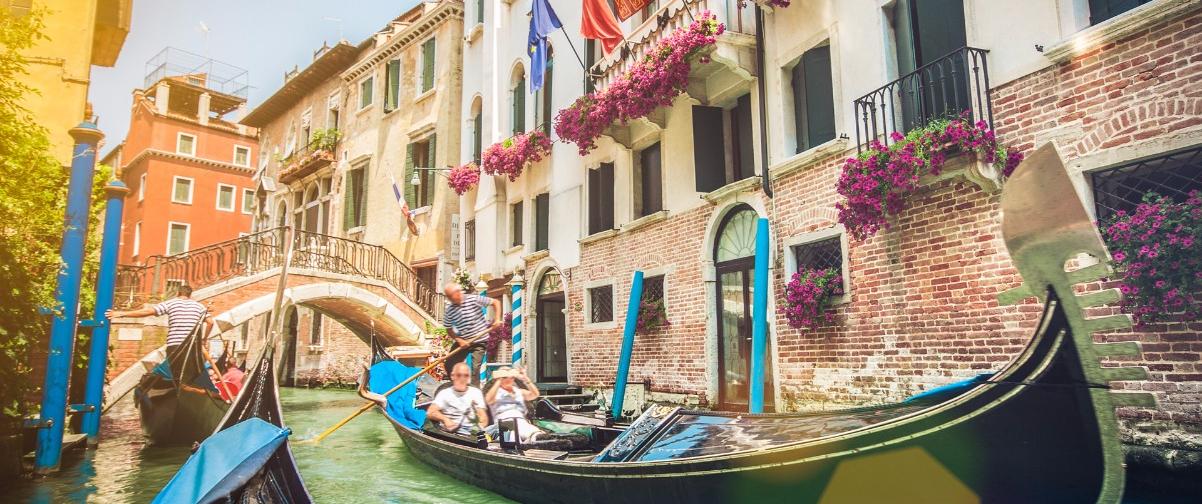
[554,11,724,155]
[635,299,670,334]
[836,116,1024,241]
[1100,191,1202,326]
[485,312,514,359]
[481,130,552,181]
[784,268,844,330]
[447,162,481,195]
[451,268,475,293]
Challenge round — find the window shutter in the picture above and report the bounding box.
[513,77,526,134]
[735,94,754,181]
[404,143,417,208]
[692,106,727,192]
[588,168,601,235]
[600,162,615,231]
[512,201,524,246]
[802,45,836,150]
[386,59,401,110]
[422,39,436,92]
[343,169,356,230]
[425,134,437,206]
[640,143,663,216]
[472,112,482,163]
[542,55,554,135]
[535,192,549,251]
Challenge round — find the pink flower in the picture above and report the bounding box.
[446,163,481,195]
[481,130,552,180]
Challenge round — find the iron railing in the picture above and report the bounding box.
[853,46,993,150]
[1090,144,1202,221]
[114,226,445,321]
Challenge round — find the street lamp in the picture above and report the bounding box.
[411,165,453,186]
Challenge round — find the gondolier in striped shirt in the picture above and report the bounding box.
[442,283,502,386]
[108,284,214,375]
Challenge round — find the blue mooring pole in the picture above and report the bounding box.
[81,180,129,445]
[34,122,103,472]
[510,277,523,367]
[749,218,770,414]
[611,271,644,420]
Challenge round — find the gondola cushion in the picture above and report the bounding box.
[152,417,290,504]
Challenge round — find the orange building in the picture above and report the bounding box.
[103,49,259,265]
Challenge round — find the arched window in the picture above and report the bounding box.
[470,96,483,163]
[511,64,526,135]
[714,205,759,264]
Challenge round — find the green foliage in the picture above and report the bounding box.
[0,9,111,430]
[310,128,341,152]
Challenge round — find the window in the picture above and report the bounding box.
[359,75,374,109]
[343,164,367,230]
[584,39,597,94]
[176,133,196,156]
[892,0,968,131]
[790,234,845,299]
[133,221,141,257]
[589,285,614,323]
[216,184,236,211]
[642,274,665,304]
[310,312,323,346]
[587,163,615,235]
[472,108,483,163]
[242,188,255,215]
[420,38,436,93]
[327,92,341,129]
[635,142,663,217]
[1089,0,1153,25]
[475,0,484,24]
[534,47,554,135]
[692,94,755,193]
[464,219,476,261]
[790,44,836,153]
[384,59,401,111]
[138,173,146,201]
[171,176,194,204]
[405,136,436,208]
[233,145,251,167]
[534,192,549,252]
[415,265,438,290]
[511,201,524,247]
[511,68,526,134]
[167,222,190,255]
[1090,145,1202,222]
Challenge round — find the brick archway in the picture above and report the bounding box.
[1069,98,1202,157]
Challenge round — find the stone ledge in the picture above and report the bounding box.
[578,228,618,245]
[621,210,669,234]
[702,175,761,204]
[770,137,852,181]
[1044,0,1201,64]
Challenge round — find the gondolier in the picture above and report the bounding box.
[442,283,501,386]
[108,284,214,374]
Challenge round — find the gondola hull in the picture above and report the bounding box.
[135,380,229,446]
[384,297,1107,503]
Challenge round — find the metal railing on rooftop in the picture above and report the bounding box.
[853,46,994,151]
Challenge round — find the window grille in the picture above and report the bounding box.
[589,285,613,323]
[642,275,665,303]
[1090,145,1202,222]
[792,236,842,275]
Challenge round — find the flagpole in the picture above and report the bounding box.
[557,31,590,78]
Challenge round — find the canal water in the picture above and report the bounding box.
[8,388,513,503]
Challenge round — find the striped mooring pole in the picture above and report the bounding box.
[510,276,524,367]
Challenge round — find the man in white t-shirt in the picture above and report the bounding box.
[427,362,489,435]
[485,366,543,442]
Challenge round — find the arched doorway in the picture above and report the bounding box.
[280,306,299,386]
[714,205,773,411]
[535,269,567,382]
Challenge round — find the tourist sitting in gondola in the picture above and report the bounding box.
[427,362,489,435]
[484,367,543,442]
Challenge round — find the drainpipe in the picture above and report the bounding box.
[34,122,102,473]
[80,180,130,445]
[611,271,644,420]
[755,5,773,198]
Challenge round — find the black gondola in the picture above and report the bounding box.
[134,320,231,446]
[380,144,1153,503]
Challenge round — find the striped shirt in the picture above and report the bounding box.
[154,297,208,347]
[443,295,490,342]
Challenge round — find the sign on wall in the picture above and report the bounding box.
[614,0,655,21]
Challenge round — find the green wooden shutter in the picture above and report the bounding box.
[425,134,437,206]
[802,45,836,150]
[735,94,754,181]
[422,39,436,92]
[513,77,526,134]
[343,169,355,231]
[404,143,416,209]
[386,59,400,110]
[472,112,482,163]
[692,106,727,192]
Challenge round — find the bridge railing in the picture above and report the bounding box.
[114,226,445,322]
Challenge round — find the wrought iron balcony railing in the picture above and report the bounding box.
[853,46,994,151]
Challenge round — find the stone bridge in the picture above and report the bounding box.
[104,228,444,402]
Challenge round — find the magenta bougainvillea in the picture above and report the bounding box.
[485,312,514,359]
[1100,191,1202,326]
[635,299,669,334]
[836,116,1024,241]
[447,162,481,195]
[555,11,724,155]
[784,268,843,330]
[481,130,552,181]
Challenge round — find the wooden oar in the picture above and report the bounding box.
[300,330,488,444]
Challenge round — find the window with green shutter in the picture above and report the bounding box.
[344,165,367,230]
[472,111,482,163]
[791,44,836,153]
[385,59,401,111]
[511,200,524,247]
[534,192,549,251]
[359,76,374,109]
[512,73,526,134]
[421,38,436,93]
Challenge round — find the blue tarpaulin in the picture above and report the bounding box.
[153,418,289,504]
[905,373,995,403]
[368,361,427,429]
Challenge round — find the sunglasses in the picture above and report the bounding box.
[451,373,471,377]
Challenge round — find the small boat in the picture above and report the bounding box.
[152,345,312,503]
[134,322,232,446]
[380,144,1153,503]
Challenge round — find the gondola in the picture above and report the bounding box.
[134,319,232,446]
[152,344,312,503]
[380,144,1153,503]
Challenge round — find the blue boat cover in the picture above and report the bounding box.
[904,373,994,403]
[153,418,290,504]
[368,361,428,429]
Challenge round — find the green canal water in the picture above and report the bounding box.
[8,388,513,503]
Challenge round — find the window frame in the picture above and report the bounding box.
[358,74,375,110]
[138,173,146,202]
[215,183,237,212]
[171,176,194,204]
[176,132,197,156]
[787,42,837,154]
[510,200,525,248]
[132,221,141,257]
[232,145,252,167]
[584,280,617,329]
[166,221,191,256]
[419,37,437,94]
[242,188,255,215]
[783,227,850,304]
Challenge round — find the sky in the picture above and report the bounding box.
[89,0,423,151]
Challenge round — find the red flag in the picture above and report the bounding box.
[581,0,624,55]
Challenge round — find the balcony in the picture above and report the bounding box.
[278,130,340,184]
[853,47,994,150]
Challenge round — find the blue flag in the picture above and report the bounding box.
[528,0,562,93]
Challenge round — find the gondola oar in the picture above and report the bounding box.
[299,329,490,444]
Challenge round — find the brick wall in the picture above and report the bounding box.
[566,8,1201,448]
